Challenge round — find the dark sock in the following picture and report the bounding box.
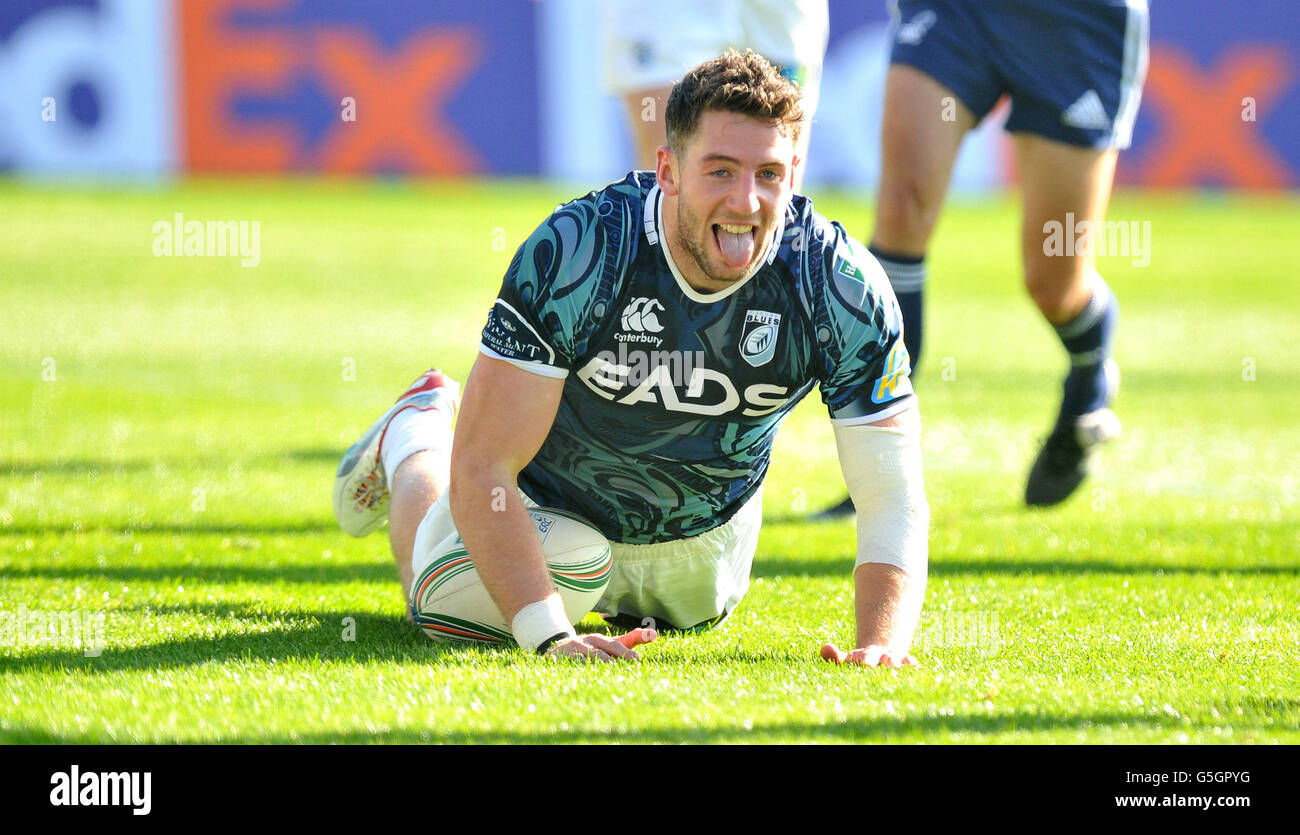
[869,245,925,372]
[1054,277,1118,418]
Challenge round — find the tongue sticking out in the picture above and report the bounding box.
[716,226,755,268]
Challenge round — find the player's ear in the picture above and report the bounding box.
[656,144,679,196]
[789,154,801,190]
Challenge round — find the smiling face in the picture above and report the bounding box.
[657,109,798,294]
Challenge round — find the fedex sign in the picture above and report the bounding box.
[179,0,539,175]
[0,0,174,175]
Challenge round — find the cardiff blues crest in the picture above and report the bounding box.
[739,310,781,368]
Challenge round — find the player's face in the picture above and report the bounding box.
[658,110,797,292]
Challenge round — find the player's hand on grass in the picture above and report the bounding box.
[820,642,917,668]
[546,627,658,662]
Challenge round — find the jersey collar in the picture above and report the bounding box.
[643,183,785,304]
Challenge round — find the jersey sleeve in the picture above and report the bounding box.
[479,198,607,379]
[814,222,915,424]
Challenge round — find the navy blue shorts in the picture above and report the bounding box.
[888,0,1149,149]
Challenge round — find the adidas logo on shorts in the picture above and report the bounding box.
[1061,90,1111,131]
[896,10,936,45]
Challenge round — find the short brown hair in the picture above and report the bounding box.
[665,49,805,153]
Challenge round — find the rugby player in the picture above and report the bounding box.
[818,0,1149,516]
[334,51,928,666]
[604,0,828,192]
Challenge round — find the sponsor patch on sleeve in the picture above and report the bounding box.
[481,299,558,367]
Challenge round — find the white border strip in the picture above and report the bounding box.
[1113,0,1150,149]
[828,394,916,426]
[477,344,570,379]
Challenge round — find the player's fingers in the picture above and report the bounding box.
[587,635,640,661]
[548,638,610,661]
[870,650,918,668]
[820,643,848,663]
[847,647,886,667]
[546,643,578,660]
[617,627,657,649]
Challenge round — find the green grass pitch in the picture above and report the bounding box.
[1,178,1297,744]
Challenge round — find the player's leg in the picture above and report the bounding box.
[810,63,973,521]
[386,450,449,597]
[1017,136,1118,325]
[1017,136,1123,506]
[607,2,826,183]
[871,63,975,370]
[622,86,675,171]
[990,0,1148,505]
[865,0,1009,377]
[332,369,459,599]
[603,0,734,171]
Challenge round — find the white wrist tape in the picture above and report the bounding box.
[833,416,929,577]
[511,595,575,653]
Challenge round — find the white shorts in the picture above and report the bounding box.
[603,0,828,116]
[410,488,764,632]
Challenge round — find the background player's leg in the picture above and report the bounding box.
[1016,135,1118,324]
[871,63,974,372]
[1015,134,1122,506]
[623,87,674,172]
[388,450,450,599]
[812,64,970,522]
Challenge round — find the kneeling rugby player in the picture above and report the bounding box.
[334,50,929,667]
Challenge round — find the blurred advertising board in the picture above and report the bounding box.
[0,0,1294,188]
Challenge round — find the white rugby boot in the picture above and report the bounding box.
[333,369,460,537]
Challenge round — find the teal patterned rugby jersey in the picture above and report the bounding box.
[479,172,913,544]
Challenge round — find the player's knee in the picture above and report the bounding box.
[875,177,939,252]
[1023,257,1089,322]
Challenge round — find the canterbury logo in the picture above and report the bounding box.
[620,297,665,333]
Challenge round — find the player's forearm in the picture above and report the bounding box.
[853,562,925,651]
[447,467,553,623]
[834,409,929,652]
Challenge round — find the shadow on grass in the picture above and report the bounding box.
[0,597,827,677]
[6,547,1293,587]
[752,554,1300,579]
[279,448,343,464]
[2,460,156,477]
[0,560,392,585]
[0,708,1209,744]
[0,606,492,676]
[2,448,336,477]
[0,521,334,536]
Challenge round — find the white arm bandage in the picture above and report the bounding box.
[511,595,576,654]
[833,415,929,577]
